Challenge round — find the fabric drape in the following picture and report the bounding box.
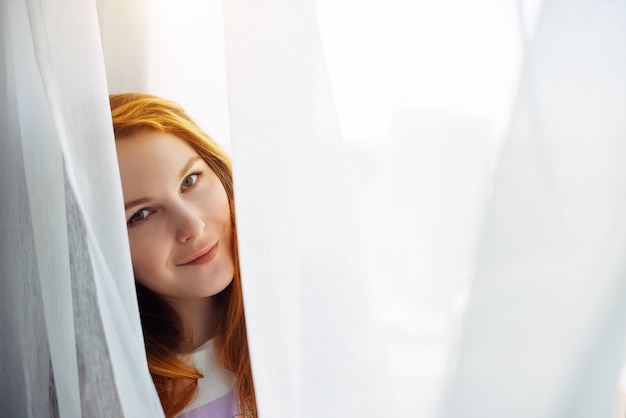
[1,0,163,416]
[441,1,626,417]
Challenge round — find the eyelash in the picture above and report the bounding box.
[182,170,203,190]
[127,170,204,227]
[127,209,153,226]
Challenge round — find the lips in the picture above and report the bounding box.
[177,242,219,266]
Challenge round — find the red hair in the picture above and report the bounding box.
[110,93,256,418]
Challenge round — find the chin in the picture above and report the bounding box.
[206,274,235,298]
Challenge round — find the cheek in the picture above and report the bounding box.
[216,186,232,224]
[200,183,232,227]
[220,203,234,249]
[221,201,232,230]
[211,190,234,258]
[128,232,169,280]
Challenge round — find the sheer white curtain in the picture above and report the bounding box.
[223,2,391,416]
[229,0,626,417]
[1,0,162,416]
[440,1,626,417]
[2,0,626,417]
[317,0,626,417]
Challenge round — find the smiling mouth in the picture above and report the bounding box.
[178,242,219,266]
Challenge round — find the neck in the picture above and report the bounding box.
[167,296,216,350]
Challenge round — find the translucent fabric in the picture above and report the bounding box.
[2,0,626,418]
[1,0,163,416]
[440,1,626,417]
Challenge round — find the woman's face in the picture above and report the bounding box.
[116,131,234,303]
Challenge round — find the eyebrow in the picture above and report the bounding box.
[124,197,150,211]
[124,156,203,210]
[179,156,202,179]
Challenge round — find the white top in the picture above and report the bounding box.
[177,339,239,418]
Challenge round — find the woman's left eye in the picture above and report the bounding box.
[182,171,202,190]
[128,209,152,226]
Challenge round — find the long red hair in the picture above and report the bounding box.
[109,93,256,418]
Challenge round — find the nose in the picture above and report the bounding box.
[174,204,205,244]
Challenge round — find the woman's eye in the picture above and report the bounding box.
[182,171,201,190]
[128,209,151,226]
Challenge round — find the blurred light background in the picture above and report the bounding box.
[101,0,626,416]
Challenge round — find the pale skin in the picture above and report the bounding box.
[116,131,234,349]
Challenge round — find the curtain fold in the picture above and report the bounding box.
[2,1,72,415]
[223,1,394,416]
[440,1,626,417]
[2,0,163,416]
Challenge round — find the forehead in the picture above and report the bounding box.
[115,131,201,195]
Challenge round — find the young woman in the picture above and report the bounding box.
[110,93,256,418]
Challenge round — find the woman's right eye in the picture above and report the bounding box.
[128,209,152,226]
